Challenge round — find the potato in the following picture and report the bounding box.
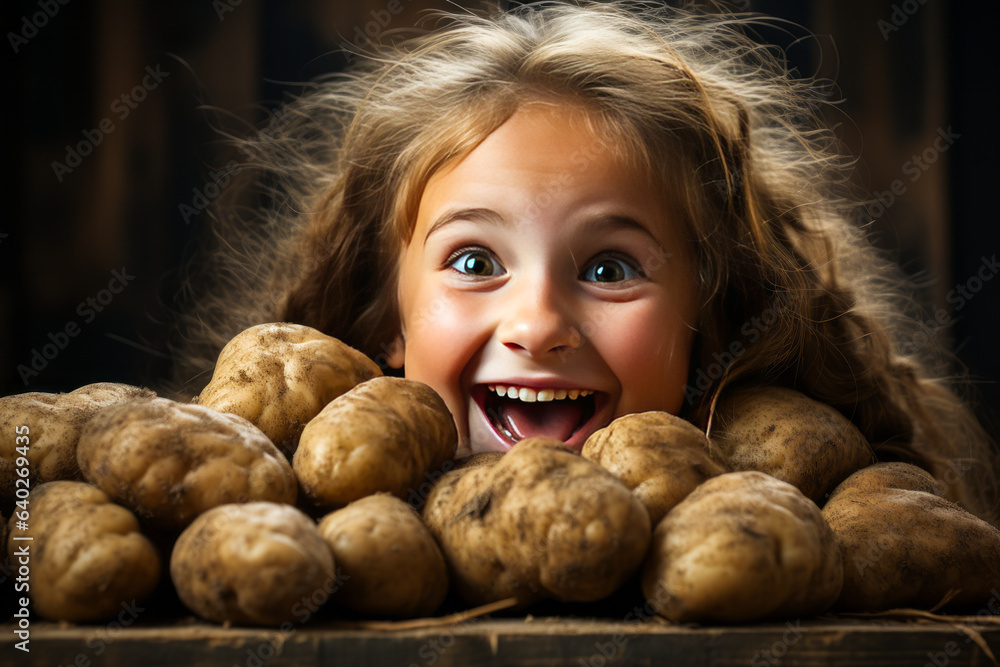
[0,383,155,511]
[197,323,381,455]
[642,471,843,623]
[170,501,336,625]
[424,437,650,606]
[583,411,727,525]
[6,481,160,622]
[77,397,297,531]
[295,377,457,508]
[317,494,448,618]
[711,386,873,503]
[822,462,1000,611]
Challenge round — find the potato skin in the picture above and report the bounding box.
[0,383,155,511]
[170,501,336,625]
[77,397,297,531]
[7,481,160,622]
[583,411,727,525]
[822,462,1000,611]
[424,438,651,606]
[711,386,873,503]
[642,471,843,624]
[197,323,381,455]
[317,494,448,618]
[295,377,457,508]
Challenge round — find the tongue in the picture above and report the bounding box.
[500,400,584,442]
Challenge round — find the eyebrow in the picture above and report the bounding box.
[423,208,663,247]
[424,208,509,245]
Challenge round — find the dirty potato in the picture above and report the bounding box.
[197,323,382,456]
[7,481,160,622]
[642,471,843,623]
[295,377,457,508]
[318,494,448,618]
[77,397,296,531]
[424,438,651,606]
[711,386,873,503]
[0,383,154,510]
[583,411,727,525]
[823,462,1000,611]
[170,502,335,625]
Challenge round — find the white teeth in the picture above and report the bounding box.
[486,385,592,402]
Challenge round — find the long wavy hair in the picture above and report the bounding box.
[171,0,998,522]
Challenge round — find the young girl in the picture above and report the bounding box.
[177,1,997,522]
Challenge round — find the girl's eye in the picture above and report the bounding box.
[447,249,504,277]
[582,254,643,283]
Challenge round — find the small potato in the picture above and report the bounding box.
[197,323,381,455]
[711,386,873,503]
[170,502,336,625]
[295,377,457,508]
[318,494,448,618]
[642,471,843,624]
[822,462,1000,611]
[7,481,160,622]
[0,383,155,510]
[583,411,728,525]
[424,438,651,606]
[78,397,297,531]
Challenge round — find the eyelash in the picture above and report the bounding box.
[583,250,647,280]
[442,246,647,282]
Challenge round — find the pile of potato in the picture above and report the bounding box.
[3,322,1000,628]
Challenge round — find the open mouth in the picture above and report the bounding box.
[473,383,607,448]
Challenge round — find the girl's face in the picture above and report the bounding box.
[394,104,698,456]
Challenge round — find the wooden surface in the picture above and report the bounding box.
[4,615,999,666]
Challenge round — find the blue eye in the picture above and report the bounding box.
[448,249,504,277]
[582,255,642,283]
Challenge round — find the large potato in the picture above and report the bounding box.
[711,386,873,503]
[583,411,727,525]
[822,462,1000,611]
[0,383,155,511]
[295,377,457,508]
[642,471,843,623]
[7,481,160,622]
[197,323,381,456]
[317,494,448,618]
[170,501,336,625]
[424,437,650,606]
[77,397,297,531]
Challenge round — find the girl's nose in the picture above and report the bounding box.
[496,281,582,357]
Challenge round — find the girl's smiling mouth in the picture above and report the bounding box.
[471,382,611,451]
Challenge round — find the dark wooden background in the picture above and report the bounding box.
[2,0,998,438]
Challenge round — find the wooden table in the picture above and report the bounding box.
[4,614,999,666]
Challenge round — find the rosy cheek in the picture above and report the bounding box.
[599,302,693,415]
